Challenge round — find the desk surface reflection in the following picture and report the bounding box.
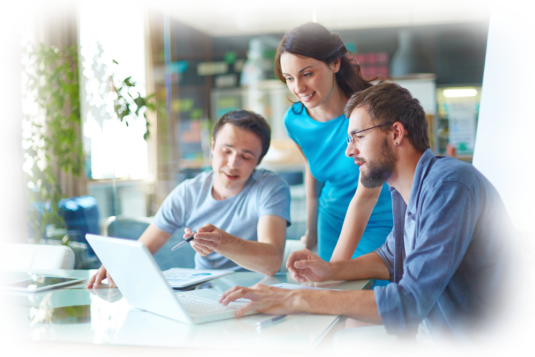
[0,269,372,351]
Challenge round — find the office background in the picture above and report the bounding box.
[0,0,535,268]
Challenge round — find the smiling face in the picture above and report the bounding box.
[211,123,263,199]
[345,106,397,188]
[280,52,340,110]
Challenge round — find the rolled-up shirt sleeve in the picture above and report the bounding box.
[374,181,477,335]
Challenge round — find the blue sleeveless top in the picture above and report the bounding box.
[284,103,393,260]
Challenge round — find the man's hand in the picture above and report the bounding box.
[185,224,223,256]
[86,265,116,288]
[286,249,333,283]
[219,284,299,318]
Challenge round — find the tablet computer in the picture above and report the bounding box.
[1,275,86,292]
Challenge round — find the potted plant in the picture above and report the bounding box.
[22,43,164,267]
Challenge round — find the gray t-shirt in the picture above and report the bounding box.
[153,169,291,271]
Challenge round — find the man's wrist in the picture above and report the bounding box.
[215,229,232,253]
[288,290,306,313]
[328,261,340,281]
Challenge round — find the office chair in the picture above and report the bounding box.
[0,243,75,270]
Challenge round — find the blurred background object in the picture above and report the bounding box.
[446,143,457,158]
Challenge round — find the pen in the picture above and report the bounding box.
[170,233,195,251]
[255,314,287,329]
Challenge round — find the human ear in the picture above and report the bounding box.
[391,122,405,145]
[331,58,342,74]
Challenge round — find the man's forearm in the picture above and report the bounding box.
[138,224,172,255]
[292,289,381,324]
[216,232,282,276]
[329,252,391,281]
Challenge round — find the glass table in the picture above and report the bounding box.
[0,269,371,356]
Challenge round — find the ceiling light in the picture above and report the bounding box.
[443,89,477,98]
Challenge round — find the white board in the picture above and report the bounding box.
[473,2,535,234]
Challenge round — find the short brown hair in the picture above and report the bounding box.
[344,82,430,152]
[212,110,271,164]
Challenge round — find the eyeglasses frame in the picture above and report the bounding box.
[346,122,395,145]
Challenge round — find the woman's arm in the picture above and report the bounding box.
[330,178,381,261]
[295,145,322,250]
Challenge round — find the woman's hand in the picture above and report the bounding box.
[300,230,317,250]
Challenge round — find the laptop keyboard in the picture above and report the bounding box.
[175,293,239,315]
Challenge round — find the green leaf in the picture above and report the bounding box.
[123,76,135,87]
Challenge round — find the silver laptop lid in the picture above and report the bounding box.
[86,234,192,323]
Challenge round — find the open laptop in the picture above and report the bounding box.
[86,234,257,324]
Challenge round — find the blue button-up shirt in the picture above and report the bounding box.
[374,149,513,339]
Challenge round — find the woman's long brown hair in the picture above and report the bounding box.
[275,22,373,109]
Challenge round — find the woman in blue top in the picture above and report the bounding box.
[275,22,394,262]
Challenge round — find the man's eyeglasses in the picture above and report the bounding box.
[346,122,394,145]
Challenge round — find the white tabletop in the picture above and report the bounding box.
[0,269,375,352]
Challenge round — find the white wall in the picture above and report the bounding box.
[473,1,535,235]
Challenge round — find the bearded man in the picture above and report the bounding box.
[219,82,514,342]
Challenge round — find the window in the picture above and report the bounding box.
[79,3,148,180]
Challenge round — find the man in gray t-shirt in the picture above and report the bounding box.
[88,110,291,288]
[153,168,290,271]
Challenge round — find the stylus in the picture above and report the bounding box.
[255,315,288,329]
[170,233,195,251]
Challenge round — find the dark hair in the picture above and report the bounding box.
[212,109,271,164]
[344,82,430,152]
[275,22,373,100]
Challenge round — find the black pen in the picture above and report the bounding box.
[170,233,195,251]
[255,314,287,329]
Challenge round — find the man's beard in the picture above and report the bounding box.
[360,139,396,189]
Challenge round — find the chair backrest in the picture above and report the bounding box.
[105,216,153,239]
[105,216,196,270]
[0,243,75,271]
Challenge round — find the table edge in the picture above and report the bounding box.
[5,340,312,357]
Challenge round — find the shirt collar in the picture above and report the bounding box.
[387,148,435,215]
[407,149,435,214]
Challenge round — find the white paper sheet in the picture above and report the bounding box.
[162,268,233,288]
